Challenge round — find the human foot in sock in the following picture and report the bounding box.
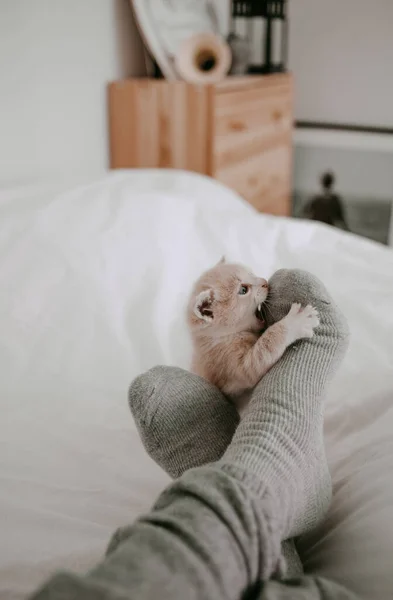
[123,364,303,577]
[107,367,240,554]
[129,365,240,479]
[220,269,350,540]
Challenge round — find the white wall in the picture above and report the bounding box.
[289,0,393,128]
[0,0,145,185]
[217,0,393,128]
[3,0,392,185]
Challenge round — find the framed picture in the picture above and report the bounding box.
[293,128,393,246]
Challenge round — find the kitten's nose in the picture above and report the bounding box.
[260,279,269,289]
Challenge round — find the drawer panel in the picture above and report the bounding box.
[213,82,292,170]
[215,75,292,110]
[214,144,291,216]
[215,85,291,128]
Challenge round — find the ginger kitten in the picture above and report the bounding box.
[187,259,319,400]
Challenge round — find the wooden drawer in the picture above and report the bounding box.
[213,88,291,170]
[215,144,291,216]
[214,78,291,131]
[212,76,292,215]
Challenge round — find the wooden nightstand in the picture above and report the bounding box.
[108,74,293,216]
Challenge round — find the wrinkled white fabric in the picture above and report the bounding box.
[1,170,392,599]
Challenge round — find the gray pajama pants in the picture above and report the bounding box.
[31,465,358,600]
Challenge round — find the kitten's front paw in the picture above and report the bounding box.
[285,303,319,343]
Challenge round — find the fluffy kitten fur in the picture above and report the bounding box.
[187,259,319,399]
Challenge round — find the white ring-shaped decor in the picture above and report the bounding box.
[175,33,232,85]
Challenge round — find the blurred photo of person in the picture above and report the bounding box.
[304,171,349,231]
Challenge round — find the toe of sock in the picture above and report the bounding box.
[128,368,159,420]
[268,269,350,342]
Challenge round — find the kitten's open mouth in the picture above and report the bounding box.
[255,303,265,324]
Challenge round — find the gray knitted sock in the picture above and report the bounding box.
[126,270,348,576]
[219,269,350,540]
[128,365,302,578]
[129,366,240,479]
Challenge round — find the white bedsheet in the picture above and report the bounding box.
[1,170,393,599]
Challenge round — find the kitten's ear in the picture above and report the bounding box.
[194,289,215,322]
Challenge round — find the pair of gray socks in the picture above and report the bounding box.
[126,269,350,576]
[30,269,352,600]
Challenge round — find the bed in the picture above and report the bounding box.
[1,170,393,599]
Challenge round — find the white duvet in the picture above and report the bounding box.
[1,170,393,599]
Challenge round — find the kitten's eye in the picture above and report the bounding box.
[239,284,250,295]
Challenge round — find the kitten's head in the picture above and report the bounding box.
[188,259,269,337]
